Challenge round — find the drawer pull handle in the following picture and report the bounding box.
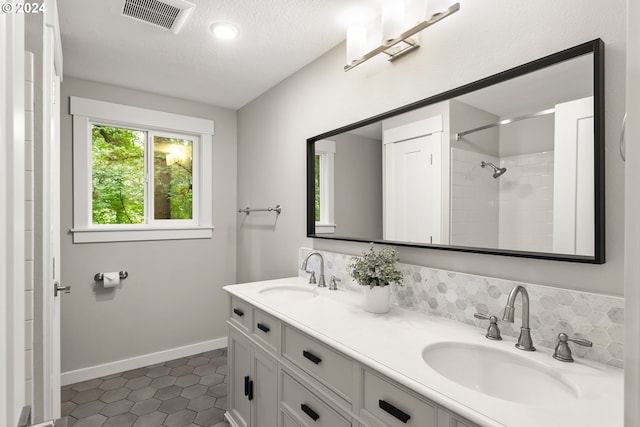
[247,380,254,401]
[379,399,411,423]
[244,375,250,396]
[257,323,270,333]
[303,350,322,365]
[300,403,320,421]
[233,308,244,317]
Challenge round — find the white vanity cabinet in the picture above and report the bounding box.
[226,296,479,427]
[228,327,279,427]
[228,301,280,427]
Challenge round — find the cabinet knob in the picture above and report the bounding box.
[379,399,411,423]
[300,403,320,421]
[302,350,322,365]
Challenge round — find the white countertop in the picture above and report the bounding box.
[224,276,624,427]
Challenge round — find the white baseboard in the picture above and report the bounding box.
[61,337,227,386]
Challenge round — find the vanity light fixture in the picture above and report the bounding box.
[343,1,460,72]
[210,22,239,40]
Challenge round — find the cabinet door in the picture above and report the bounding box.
[252,345,279,427]
[229,328,252,427]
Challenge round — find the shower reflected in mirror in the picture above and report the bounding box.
[480,161,507,178]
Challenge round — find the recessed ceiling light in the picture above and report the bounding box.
[210,22,239,40]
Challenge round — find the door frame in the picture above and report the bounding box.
[625,1,640,424]
[39,0,64,419]
[1,9,26,427]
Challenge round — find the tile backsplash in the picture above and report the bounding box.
[299,247,624,368]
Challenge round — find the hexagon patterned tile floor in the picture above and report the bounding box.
[61,349,230,427]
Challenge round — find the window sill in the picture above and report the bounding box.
[70,226,214,243]
[315,223,336,234]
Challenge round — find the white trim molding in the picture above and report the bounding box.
[1,9,25,426]
[70,97,214,243]
[70,96,214,135]
[61,337,227,386]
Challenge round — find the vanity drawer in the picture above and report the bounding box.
[230,296,251,332]
[282,412,301,427]
[252,308,281,354]
[362,369,436,427]
[281,372,350,427]
[283,326,353,401]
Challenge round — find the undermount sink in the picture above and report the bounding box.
[258,284,319,299]
[422,342,579,405]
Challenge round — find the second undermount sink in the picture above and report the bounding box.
[258,284,319,299]
[422,342,579,405]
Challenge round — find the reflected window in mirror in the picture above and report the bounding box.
[315,139,336,233]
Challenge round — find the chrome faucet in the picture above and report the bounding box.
[301,252,326,288]
[553,333,592,362]
[502,285,536,351]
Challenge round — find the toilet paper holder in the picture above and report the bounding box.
[94,271,128,282]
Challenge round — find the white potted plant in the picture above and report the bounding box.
[348,243,404,313]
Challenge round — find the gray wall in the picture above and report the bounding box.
[237,0,626,296]
[450,99,500,157]
[499,113,555,157]
[60,78,237,373]
[332,133,382,240]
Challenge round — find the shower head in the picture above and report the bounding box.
[480,161,507,179]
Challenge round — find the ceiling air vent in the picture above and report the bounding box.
[122,0,195,34]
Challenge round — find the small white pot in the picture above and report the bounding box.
[363,285,391,314]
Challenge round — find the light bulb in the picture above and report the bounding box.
[381,0,405,44]
[425,0,450,19]
[346,26,367,64]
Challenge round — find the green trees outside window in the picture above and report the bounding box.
[92,125,145,224]
[153,136,193,220]
[91,125,194,225]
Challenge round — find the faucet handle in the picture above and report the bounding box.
[553,333,593,362]
[305,270,317,284]
[329,276,341,291]
[474,313,502,341]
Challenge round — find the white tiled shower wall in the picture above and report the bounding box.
[24,52,34,405]
[450,148,555,253]
[450,148,499,248]
[499,151,554,252]
[299,247,624,368]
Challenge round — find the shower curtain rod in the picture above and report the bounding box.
[455,107,555,141]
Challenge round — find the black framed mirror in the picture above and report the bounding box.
[307,39,604,263]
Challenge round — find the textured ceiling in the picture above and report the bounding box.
[57,0,379,110]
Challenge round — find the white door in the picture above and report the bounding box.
[41,14,64,419]
[552,96,594,256]
[1,9,26,427]
[384,133,442,244]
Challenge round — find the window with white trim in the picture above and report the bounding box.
[71,97,214,243]
[315,139,335,234]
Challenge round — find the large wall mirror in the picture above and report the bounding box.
[307,39,604,263]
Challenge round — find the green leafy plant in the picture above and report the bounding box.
[348,243,404,288]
